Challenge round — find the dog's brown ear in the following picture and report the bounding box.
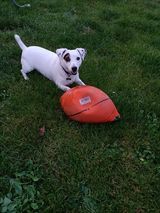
[76,48,87,60]
[56,48,68,57]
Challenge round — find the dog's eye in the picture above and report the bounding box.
[77,57,80,61]
[64,54,70,62]
[65,57,70,62]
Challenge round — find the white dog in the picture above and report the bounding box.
[14,34,87,91]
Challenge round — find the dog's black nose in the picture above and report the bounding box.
[72,67,77,73]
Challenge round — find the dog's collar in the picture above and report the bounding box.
[61,66,72,80]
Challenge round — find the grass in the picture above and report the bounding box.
[0,0,160,212]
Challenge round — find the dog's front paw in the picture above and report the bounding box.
[57,84,71,92]
[77,80,85,86]
[81,82,85,86]
[65,87,71,91]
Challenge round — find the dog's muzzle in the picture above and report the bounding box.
[72,67,77,75]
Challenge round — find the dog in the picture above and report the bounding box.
[14,34,87,91]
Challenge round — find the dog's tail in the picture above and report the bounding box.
[14,34,27,50]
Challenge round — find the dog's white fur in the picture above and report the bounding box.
[14,34,87,91]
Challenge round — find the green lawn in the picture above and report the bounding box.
[0,0,160,212]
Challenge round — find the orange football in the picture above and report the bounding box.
[60,85,120,123]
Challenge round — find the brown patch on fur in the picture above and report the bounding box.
[64,53,70,62]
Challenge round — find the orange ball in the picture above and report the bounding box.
[60,86,120,123]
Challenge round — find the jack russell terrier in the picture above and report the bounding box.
[14,34,87,91]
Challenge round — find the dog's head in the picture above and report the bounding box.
[56,48,87,75]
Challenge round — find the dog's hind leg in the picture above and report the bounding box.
[21,59,33,80]
[21,69,29,80]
